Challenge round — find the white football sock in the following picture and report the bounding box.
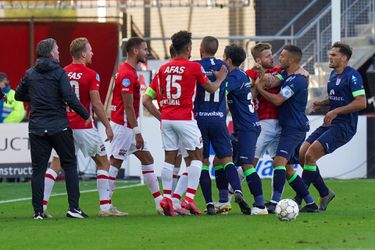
[185,160,202,202]
[43,168,58,211]
[161,162,174,199]
[97,169,111,211]
[142,164,162,204]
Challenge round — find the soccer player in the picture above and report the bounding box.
[42,37,127,217]
[299,42,366,211]
[109,37,163,214]
[256,45,319,213]
[223,44,267,215]
[143,44,191,216]
[246,43,283,168]
[246,43,309,211]
[156,31,227,216]
[195,36,247,215]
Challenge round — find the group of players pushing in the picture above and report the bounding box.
[42,30,366,217]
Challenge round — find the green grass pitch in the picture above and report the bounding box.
[0,179,374,249]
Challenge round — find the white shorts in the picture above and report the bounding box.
[52,128,106,158]
[255,119,281,159]
[109,121,149,160]
[161,120,203,151]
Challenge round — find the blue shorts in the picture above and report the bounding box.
[306,124,355,154]
[276,127,306,164]
[231,128,260,165]
[197,119,233,159]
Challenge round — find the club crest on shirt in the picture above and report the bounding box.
[122,78,131,87]
[336,78,341,86]
[96,74,100,82]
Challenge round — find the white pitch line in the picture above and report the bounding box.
[0,183,144,204]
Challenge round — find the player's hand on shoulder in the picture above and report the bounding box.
[213,65,228,82]
[295,67,309,78]
[135,133,144,149]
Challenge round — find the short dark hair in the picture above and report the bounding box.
[201,36,219,55]
[169,44,176,58]
[332,42,352,60]
[0,72,8,82]
[251,42,272,60]
[171,31,192,54]
[282,44,302,63]
[124,37,145,54]
[224,44,246,67]
[70,37,89,59]
[36,38,56,58]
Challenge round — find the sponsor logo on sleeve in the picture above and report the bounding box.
[200,66,206,74]
[96,73,100,81]
[352,75,358,84]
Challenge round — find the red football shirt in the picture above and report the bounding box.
[149,73,162,106]
[65,63,99,129]
[110,62,140,126]
[246,67,283,120]
[157,58,209,120]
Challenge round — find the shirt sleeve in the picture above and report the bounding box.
[194,63,209,85]
[120,71,135,94]
[90,71,100,91]
[245,69,258,82]
[146,74,158,99]
[280,75,306,100]
[271,67,284,80]
[350,71,365,97]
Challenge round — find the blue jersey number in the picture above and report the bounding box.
[247,92,255,113]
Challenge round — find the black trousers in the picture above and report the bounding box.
[29,128,80,213]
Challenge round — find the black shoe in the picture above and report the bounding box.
[319,190,335,211]
[265,202,277,214]
[66,208,89,219]
[206,203,216,215]
[33,212,44,220]
[234,191,251,215]
[300,203,319,213]
[293,196,303,207]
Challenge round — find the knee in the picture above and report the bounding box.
[304,149,316,165]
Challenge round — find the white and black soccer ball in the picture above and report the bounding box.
[275,199,299,221]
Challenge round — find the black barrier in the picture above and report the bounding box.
[0,163,33,178]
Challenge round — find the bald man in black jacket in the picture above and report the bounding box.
[16,38,91,219]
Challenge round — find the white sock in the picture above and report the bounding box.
[142,164,162,205]
[108,165,119,199]
[237,167,245,182]
[161,162,174,199]
[43,168,58,211]
[97,169,111,211]
[185,160,202,202]
[172,171,188,203]
[172,167,180,191]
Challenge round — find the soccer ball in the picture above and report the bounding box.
[275,199,299,221]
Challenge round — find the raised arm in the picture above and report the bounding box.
[201,65,228,93]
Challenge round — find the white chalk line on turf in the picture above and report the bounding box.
[0,183,144,204]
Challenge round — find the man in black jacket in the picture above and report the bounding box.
[15,38,91,219]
